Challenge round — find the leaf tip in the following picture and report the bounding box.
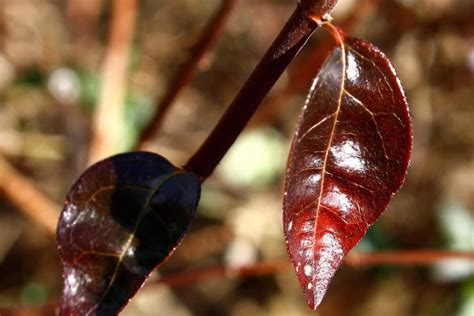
[313,286,328,309]
[301,276,329,310]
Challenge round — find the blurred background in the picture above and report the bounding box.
[0,0,473,315]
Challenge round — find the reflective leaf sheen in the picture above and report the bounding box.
[57,152,200,315]
[283,35,411,308]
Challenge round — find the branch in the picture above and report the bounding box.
[0,156,59,236]
[88,0,138,163]
[155,250,474,288]
[1,249,470,313]
[249,0,378,127]
[137,0,239,149]
[184,3,323,180]
[345,250,474,265]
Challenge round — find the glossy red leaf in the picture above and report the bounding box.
[57,152,200,315]
[283,28,411,308]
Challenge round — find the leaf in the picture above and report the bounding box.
[283,28,411,309]
[57,152,201,315]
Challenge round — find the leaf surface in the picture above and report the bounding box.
[57,152,200,315]
[283,30,411,308]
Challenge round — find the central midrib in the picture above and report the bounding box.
[310,41,347,301]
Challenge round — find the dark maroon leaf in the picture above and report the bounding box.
[57,152,200,315]
[283,28,411,309]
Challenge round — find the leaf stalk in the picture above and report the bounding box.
[184,3,322,180]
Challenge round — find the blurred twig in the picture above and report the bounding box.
[156,259,289,288]
[0,156,59,236]
[155,250,474,288]
[346,250,474,265]
[88,0,138,163]
[137,0,238,150]
[184,3,323,180]
[1,250,471,312]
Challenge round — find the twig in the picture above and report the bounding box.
[88,0,138,163]
[184,2,324,180]
[250,0,378,127]
[0,156,59,236]
[345,250,474,266]
[155,250,474,288]
[157,259,289,288]
[137,0,238,149]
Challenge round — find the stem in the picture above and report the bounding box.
[250,0,376,127]
[157,259,289,288]
[2,249,471,312]
[137,0,238,149]
[345,250,474,266]
[88,0,138,163]
[0,156,59,236]
[155,250,474,288]
[184,3,320,180]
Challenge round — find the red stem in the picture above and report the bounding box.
[345,250,474,265]
[184,3,320,180]
[137,0,238,148]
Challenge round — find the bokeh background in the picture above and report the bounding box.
[0,0,473,315]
